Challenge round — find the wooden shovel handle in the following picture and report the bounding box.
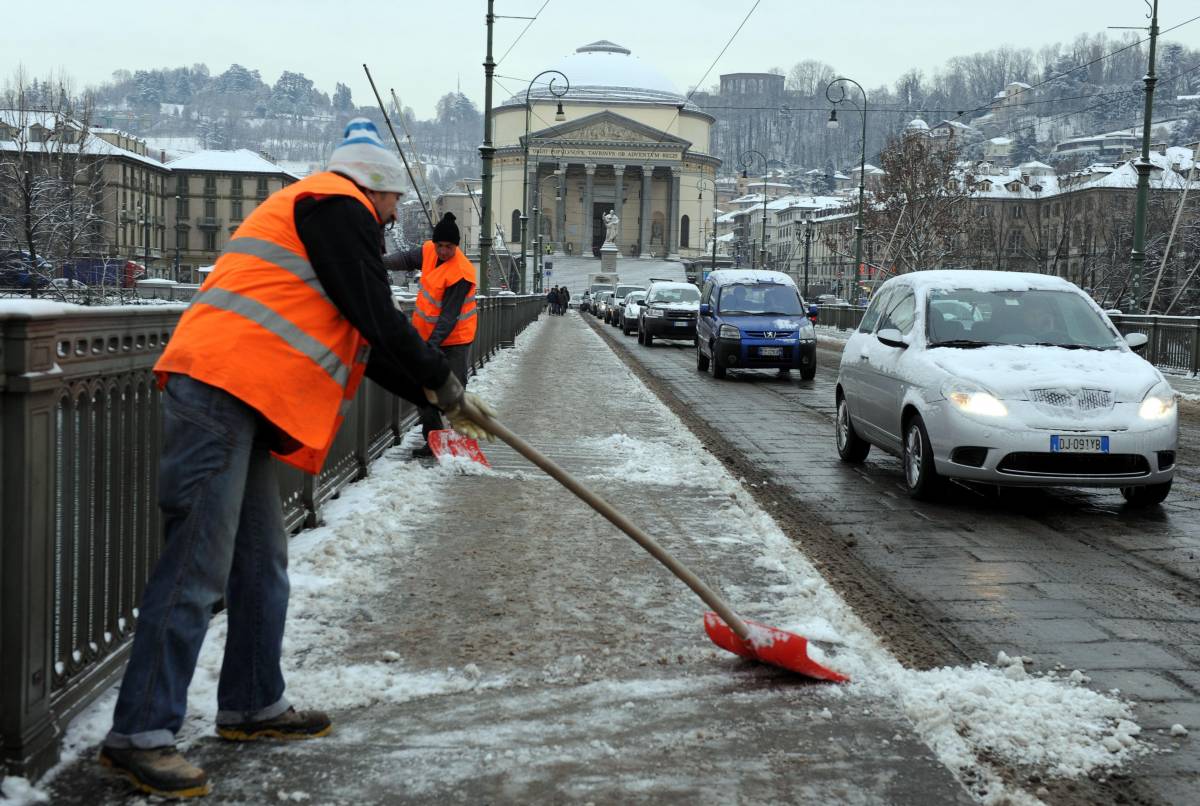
[461,398,750,640]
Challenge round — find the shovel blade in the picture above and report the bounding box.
[428,429,491,468]
[703,612,849,683]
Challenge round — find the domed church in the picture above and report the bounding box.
[492,41,720,260]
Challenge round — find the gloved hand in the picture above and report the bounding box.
[423,375,498,442]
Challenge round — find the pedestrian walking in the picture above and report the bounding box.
[383,212,480,457]
[98,117,495,799]
[560,286,571,313]
[547,285,559,315]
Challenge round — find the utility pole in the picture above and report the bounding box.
[1129,0,1159,306]
[477,0,496,295]
[802,218,812,299]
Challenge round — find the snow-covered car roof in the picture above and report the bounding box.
[706,269,796,287]
[646,281,697,290]
[885,270,1077,294]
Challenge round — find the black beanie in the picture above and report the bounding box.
[432,212,460,245]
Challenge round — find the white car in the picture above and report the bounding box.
[834,270,1177,505]
[620,291,647,335]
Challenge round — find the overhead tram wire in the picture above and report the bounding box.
[363,63,433,229]
[389,88,439,220]
[495,0,553,67]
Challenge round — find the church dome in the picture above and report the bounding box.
[501,41,700,111]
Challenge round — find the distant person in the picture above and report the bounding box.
[99,118,494,799]
[560,286,570,313]
[547,285,560,315]
[384,212,479,456]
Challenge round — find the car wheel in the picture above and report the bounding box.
[696,343,710,372]
[644,330,654,346]
[1120,480,1172,507]
[902,414,942,500]
[622,321,631,335]
[800,364,816,380]
[835,396,870,463]
[637,327,645,345]
[710,351,726,379]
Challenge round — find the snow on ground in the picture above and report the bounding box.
[12,311,1148,805]
[579,336,1145,803]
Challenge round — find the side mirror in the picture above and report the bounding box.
[1124,332,1149,351]
[877,328,908,349]
[699,303,712,316]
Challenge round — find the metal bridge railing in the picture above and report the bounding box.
[0,293,541,779]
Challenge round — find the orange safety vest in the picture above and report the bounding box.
[413,241,478,346]
[155,171,377,474]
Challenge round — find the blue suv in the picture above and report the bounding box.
[696,270,817,380]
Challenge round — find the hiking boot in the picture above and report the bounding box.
[411,444,434,458]
[98,745,210,799]
[217,707,331,741]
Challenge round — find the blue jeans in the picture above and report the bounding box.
[106,375,291,749]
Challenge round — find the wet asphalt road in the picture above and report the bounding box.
[585,312,1200,806]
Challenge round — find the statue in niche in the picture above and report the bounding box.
[650,219,664,245]
[602,209,619,245]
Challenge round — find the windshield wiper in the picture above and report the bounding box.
[1026,342,1109,350]
[928,339,996,348]
[757,311,802,316]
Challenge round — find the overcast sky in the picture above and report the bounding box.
[6,0,1199,119]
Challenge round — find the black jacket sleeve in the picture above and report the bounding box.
[382,247,424,273]
[295,196,449,399]
[428,279,471,348]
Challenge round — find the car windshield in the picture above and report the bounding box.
[648,286,700,304]
[626,293,646,304]
[614,285,644,299]
[717,283,803,315]
[925,289,1123,349]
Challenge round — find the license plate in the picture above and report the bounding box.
[674,320,691,327]
[759,347,783,357]
[1050,435,1109,453]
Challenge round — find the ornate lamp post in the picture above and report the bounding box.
[173,194,182,282]
[532,165,563,293]
[521,70,567,294]
[696,177,718,274]
[738,149,768,270]
[826,76,868,304]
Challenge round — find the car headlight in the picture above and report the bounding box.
[718,324,741,339]
[645,307,664,318]
[1139,380,1177,420]
[941,379,1008,417]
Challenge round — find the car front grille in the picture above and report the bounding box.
[745,330,796,339]
[1028,388,1114,414]
[996,452,1149,478]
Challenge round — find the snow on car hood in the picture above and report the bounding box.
[927,345,1159,401]
[647,301,699,312]
[721,314,810,332]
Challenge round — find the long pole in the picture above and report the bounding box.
[1130,0,1159,306]
[363,64,432,230]
[520,104,531,294]
[478,0,496,294]
[803,220,812,298]
[760,175,768,269]
[1147,143,1198,313]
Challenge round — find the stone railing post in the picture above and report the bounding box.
[499,295,517,348]
[1,311,67,777]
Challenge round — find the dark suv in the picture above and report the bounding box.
[638,281,701,346]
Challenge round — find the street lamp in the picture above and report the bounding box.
[826,76,868,304]
[696,176,718,274]
[532,167,563,293]
[738,149,768,270]
[521,70,568,294]
[173,194,182,282]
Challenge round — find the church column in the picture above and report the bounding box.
[639,165,653,259]
[667,167,681,259]
[583,163,596,257]
[612,164,625,251]
[555,160,567,254]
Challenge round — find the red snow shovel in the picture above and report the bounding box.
[428,429,491,468]
[458,399,849,683]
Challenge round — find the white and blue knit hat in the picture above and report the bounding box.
[327,118,407,193]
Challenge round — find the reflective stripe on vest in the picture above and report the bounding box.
[190,286,352,386]
[412,301,478,326]
[222,237,320,287]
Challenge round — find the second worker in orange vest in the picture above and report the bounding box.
[384,211,480,456]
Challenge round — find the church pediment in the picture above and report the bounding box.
[527,110,690,149]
